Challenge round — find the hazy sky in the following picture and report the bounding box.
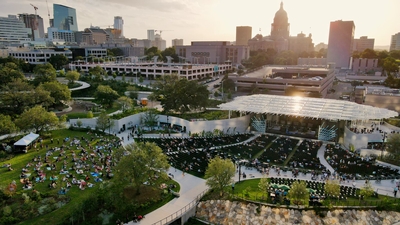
[2,0,399,48]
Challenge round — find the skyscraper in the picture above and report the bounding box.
[236,26,252,46]
[147,29,155,41]
[327,20,355,69]
[18,14,44,40]
[0,15,32,47]
[113,16,123,38]
[53,4,78,31]
[390,32,400,51]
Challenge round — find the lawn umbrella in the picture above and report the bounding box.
[307,188,316,194]
[270,184,279,189]
[278,185,290,191]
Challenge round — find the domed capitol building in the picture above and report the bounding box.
[248,2,314,54]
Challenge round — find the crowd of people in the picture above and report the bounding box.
[13,132,121,194]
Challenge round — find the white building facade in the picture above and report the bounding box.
[0,15,32,47]
[9,49,72,64]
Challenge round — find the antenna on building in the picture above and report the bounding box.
[259,28,261,34]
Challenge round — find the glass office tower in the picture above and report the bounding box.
[53,4,78,31]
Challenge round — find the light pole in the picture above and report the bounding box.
[108,118,111,134]
[381,132,387,159]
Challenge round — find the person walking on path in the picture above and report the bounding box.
[394,186,398,197]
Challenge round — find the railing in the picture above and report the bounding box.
[151,188,209,225]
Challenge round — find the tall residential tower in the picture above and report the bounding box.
[113,16,123,38]
[52,4,78,31]
[327,20,355,69]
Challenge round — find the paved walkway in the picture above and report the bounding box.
[117,133,400,225]
[317,144,335,173]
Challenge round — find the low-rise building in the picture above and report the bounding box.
[229,65,335,97]
[176,41,249,65]
[8,48,72,64]
[351,58,379,74]
[69,62,232,80]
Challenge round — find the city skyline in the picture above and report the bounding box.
[1,0,399,48]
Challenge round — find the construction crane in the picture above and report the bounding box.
[30,4,39,40]
[46,0,51,25]
[154,30,173,36]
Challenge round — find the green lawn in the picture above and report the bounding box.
[0,129,181,225]
[231,178,398,207]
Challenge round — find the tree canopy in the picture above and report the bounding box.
[116,96,133,112]
[33,63,57,86]
[94,85,119,107]
[15,105,59,134]
[65,70,80,84]
[151,74,209,114]
[0,79,53,115]
[113,142,170,194]
[0,62,25,85]
[386,133,400,156]
[0,114,17,135]
[48,54,69,70]
[287,180,309,206]
[38,81,71,105]
[205,157,235,196]
[96,112,113,133]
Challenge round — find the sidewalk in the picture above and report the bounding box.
[125,168,207,225]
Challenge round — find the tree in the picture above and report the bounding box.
[287,180,309,206]
[94,85,119,107]
[113,142,170,194]
[222,78,235,93]
[76,119,83,128]
[15,105,59,134]
[107,48,124,57]
[205,157,235,196]
[0,62,25,85]
[0,79,54,115]
[65,70,80,84]
[48,54,69,70]
[161,46,179,62]
[0,114,17,135]
[151,74,209,114]
[96,112,113,133]
[87,111,94,118]
[116,96,133,112]
[38,81,71,105]
[383,57,399,75]
[386,133,400,156]
[141,110,159,129]
[360,49,378,59]
[324,180,340,199]
[258,176,270,194]
[89,66,106,81]
[360,181,374,199]
[127,86,138,100]
[33,63,57,86]
[145,47,163,61]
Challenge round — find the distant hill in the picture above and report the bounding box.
[374,45,390,51]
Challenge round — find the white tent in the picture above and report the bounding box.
[14,133,40,147]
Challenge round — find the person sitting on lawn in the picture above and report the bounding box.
[66,181,72,189]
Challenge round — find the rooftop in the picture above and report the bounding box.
[217,94,398,121]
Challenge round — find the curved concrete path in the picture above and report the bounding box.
[69,81,90,91]
[117,133,400,225]
[317,144,335,173]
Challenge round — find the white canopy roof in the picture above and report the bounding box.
[14,133,39,146]
[218,94,398,121]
